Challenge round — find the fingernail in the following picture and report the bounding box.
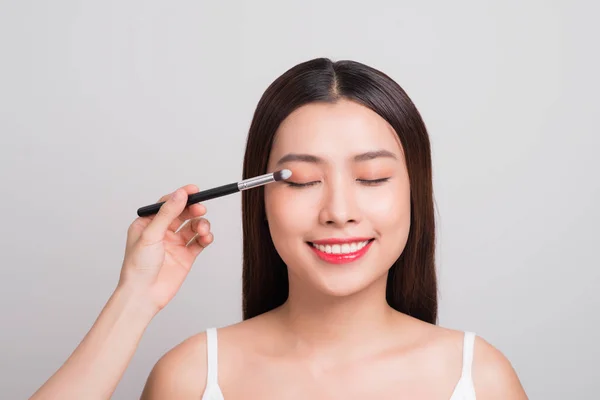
[172,189,181,200]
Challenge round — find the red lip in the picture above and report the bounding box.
[310,237,373,245]
[308,239,374,265]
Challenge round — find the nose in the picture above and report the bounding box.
[318,176,361,227]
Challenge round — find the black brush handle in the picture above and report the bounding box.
[137,182,239,217]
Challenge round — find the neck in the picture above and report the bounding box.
[275,273,397,354]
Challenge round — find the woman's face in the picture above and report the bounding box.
[264,99,411,297]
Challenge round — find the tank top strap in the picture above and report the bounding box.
[205,327,219,385]
[461,331,476,379]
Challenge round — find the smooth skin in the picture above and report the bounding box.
[31,100,528,400]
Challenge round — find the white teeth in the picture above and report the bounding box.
[312,240,370,254]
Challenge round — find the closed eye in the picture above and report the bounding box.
[286,181,320,188]
[358,178,391,186]
[286,178,391,188]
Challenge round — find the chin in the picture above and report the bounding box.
[317,281,373,298]
[306,267,387,298]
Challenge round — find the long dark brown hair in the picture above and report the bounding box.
[241,58,437,324]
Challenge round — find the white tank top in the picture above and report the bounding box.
[200,328,477,400]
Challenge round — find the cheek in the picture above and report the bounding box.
[265,187,312,242]
[266,184,321,221]
[264,188,318,268]
[361,181,411,234]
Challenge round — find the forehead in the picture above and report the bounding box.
[269,99,403,162]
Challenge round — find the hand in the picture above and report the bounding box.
[118,185,213,312]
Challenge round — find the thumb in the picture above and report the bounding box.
[140,188,187,244]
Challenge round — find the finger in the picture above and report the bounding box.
[127,185,202,248]
[140,188,188,245]
[171,203,206,233]
[186,232,214,256]
[178,217,211,245]
[153,185,206,232]
[155,184,198,204]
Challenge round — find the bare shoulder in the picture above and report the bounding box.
[472,335,528,399]
[140,331,209,400]
[399,319,528,399]
[139,317,266,399]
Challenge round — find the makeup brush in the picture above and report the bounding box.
[136,169,292,217]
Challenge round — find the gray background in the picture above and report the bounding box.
[1,0,598,399]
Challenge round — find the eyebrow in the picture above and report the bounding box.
[275,149,398,166]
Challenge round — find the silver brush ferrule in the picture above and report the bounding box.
[237,172,275,191]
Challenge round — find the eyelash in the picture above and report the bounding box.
[286,178,391,188]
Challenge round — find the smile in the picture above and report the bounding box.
[307,238,375,264]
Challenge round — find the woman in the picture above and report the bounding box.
[30,58,527,399]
